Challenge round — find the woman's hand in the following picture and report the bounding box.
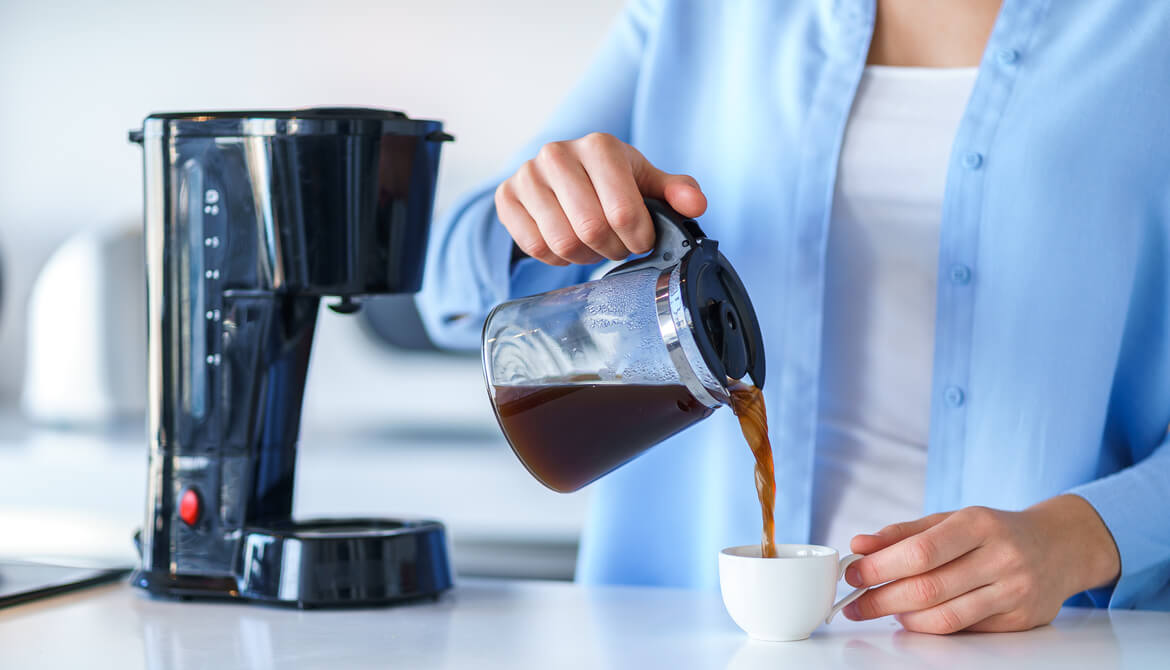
[494,132,707,266]
[842,495,1121,634]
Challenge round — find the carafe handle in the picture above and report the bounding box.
[606,199,708,277]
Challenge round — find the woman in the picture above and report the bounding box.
[416,0,1170,632]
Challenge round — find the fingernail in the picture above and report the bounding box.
[845,565,862,587]
[843,602,860,620]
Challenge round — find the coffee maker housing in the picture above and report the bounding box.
[129,108,453,607]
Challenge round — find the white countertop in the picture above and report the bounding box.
[1,578,1166,669]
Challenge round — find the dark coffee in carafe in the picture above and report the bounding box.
[492,383,714,493]
[494,377,779,561]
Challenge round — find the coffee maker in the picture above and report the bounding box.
[128,108,453,607]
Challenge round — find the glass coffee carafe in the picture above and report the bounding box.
[482,199,765,492]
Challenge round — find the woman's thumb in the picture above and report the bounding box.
[631,153,707,218]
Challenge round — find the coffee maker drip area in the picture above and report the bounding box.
[129,109,454,607]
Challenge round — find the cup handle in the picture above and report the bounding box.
[826,553,867,624]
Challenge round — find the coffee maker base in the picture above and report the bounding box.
[131,518,453,609]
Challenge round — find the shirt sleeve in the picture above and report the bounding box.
[1068,438,1170,610]
[415,0,663,351]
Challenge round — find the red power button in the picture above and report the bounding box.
[179,488,201,526]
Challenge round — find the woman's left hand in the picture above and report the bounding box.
[842,494,1121,634]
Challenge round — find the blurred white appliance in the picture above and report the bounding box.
[21,226,146,425]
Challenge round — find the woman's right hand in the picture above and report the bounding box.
[494,132,708,266]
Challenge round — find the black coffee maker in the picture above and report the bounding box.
[128,108,453,607]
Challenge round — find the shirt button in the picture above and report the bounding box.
[997,48,1020,65]
[962,152,984,170]
[944,386,966,408]
[949,264,972,285]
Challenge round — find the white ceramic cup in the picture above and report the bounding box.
[718,544,868,641]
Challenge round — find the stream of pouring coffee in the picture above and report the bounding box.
[728,380,778,558]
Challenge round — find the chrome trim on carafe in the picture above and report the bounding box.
[655,269,728,409]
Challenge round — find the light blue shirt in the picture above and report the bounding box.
[416,0,1170,610]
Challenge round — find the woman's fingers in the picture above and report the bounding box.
[627,144,707,219]
[496,133,707,267]
[845,503,1084,635]
[893,583,1009,635]
[965,609,1046,633]
[847,511,981,588]
[661,174,708,219]
[843,546,998,621]
[495,181,567,266]
[848,511,953,579]
[512,161,603,265]
[580,135,655,254]
[850,512,953,555]
[537,141,630,260]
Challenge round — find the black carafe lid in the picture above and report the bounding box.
[609,199,766,391]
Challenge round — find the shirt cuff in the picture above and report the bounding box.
[1067,443,1170,609]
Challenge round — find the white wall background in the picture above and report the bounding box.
[0,0,625,576]
[0,0,625,406]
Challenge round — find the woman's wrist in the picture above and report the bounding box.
[1026,494,1121,596]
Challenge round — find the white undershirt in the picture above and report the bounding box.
[811,66,978,554]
